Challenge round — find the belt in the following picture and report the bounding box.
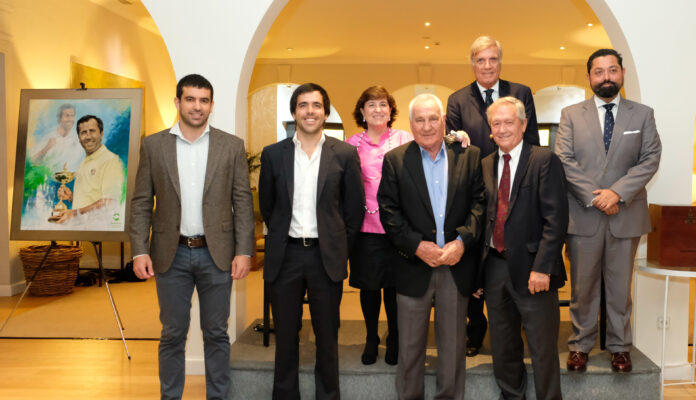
[287,236,319,247]
[179,235,207,248]
[490,248,507,259]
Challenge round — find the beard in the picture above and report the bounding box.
[592,80,621,99]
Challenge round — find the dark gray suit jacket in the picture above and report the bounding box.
[377,141,485,298]
[258,136,365,283]
[446,79,539,157]
[129,127,255,273]
[481,143,568,294]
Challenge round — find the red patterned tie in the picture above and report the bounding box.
[493,154,511,252]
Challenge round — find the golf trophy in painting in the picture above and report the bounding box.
[48,164,75,223]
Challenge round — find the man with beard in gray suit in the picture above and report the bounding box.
[555,49,661,373]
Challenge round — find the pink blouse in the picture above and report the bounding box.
[346,129,414,234]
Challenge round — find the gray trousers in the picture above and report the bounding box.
[396,266,468,400]
[485,253,562,400]
[155,244,232,400]
[567,217,640,353]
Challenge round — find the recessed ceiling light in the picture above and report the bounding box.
[425,45,430,50]
[560,46,566,50]
[425,22,431,27]
[287,48,293,52]
[587,23,593,27]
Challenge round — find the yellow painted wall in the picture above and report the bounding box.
[0,0,176,277]
[248,62,590,144]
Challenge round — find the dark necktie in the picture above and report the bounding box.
[493,154,511,252]
[484,89,494,108]
[603,103,615,153]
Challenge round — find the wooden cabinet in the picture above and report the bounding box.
[647,204,696,266]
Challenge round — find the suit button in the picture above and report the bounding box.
[432,229,436,234]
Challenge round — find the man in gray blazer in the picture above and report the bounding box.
[555,49,661,373]
[130,74,255,399]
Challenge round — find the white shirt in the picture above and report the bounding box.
[289,133,326,238]
[477,80,500,103]
[491,140,523,249]
[594,94,620,133]
[170,122,210,237]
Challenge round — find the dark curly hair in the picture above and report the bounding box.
[352,86,398,129]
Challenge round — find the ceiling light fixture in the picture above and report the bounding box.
[287,48,293,52]
[587,23,593,27]
[425,45,430,50]
[425,22,431,27]
[560,46,566,50]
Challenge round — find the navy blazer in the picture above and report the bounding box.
[446,79,540,158]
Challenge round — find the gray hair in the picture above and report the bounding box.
[408,93,444,119]
[486,96,526,123]
[470,35,503,65]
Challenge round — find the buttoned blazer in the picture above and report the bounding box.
[258,136,365,283]
[377,141,486,298]
[554,97,661,238]
[129,127,255,273]
[481,143,568,294]
[446,79,540,157]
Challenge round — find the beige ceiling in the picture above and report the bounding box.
[257,0,612,65]
[89,0,612,66]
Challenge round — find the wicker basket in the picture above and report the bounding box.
[20,244,84,296]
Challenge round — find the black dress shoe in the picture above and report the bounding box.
[361,339,379,365]
[466,346,480,357]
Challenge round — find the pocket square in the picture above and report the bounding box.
[623,130,640,135]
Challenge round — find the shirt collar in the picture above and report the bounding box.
[477,80,500,96]
[419,140,447,162]
[292,132,326,148]
[498,139,523,160]
[593,94,621,110]
[169,122,211,143]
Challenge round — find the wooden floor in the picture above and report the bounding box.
[0,337,694,399]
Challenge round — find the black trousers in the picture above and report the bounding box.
[484,253,562,400]
[268,242,343,400]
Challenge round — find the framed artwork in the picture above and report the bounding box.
[10,88,143,241]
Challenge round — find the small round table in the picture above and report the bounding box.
[636,259,696,399]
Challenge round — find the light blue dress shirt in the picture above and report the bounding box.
[419,142,448,247]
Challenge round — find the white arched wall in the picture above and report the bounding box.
[143,0,696,374]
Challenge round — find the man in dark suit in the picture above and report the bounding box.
[130,74,255,400]
[446,35,540,356]
[480,97,568,400]
[378,93,485,400]
[258,83,365,400]
[556,49,661,373]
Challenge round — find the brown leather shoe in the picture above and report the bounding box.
[611,352,632,372]
[567,351,588,372]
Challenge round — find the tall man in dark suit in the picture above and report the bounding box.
[446,35,540,356]
[480,97,568,400]
[259,83,365,400]
[130,74,255,400]
[556,49,661,373]
[378,93,485,400]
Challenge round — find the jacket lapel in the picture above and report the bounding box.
[508,142,531,214]
[163,133,181,199]
[203,129,222,196]
[498,79,510,97]
[444,145,458,218]
[605,97,633,163]
[317,137,333,201]
[581,99,607,160]
[282,139,294,205]
[404,142,436,223]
